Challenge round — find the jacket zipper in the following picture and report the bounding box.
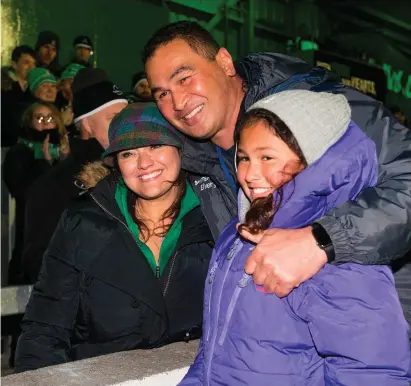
[90,194,190,291]
[206,261,218,341]
[163,252,177,297]
[218,272,252,346]
[91,193,204,346]
[90,194,161,279]
[205,238,243,386]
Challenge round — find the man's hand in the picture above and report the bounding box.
[239,226,327,297]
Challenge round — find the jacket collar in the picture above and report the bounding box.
[91,175,212,247]
[234,52,340,119]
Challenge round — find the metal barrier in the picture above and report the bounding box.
[1,285,32,317]
[1,147,16,287]
[2,340,198,386]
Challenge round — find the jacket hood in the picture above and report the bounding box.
[76,160,111,190]
[238,121,378,228]
[181,53,336,176]
[235,52,340,118]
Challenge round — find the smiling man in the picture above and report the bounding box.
[147,39,243,150]
[143,21,411,306]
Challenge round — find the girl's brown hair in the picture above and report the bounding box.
[22,102,68,143]
[236,108,307,235]
[114,149,187,242]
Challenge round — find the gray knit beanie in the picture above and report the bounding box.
[247,90,351,165]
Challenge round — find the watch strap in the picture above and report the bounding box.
[312,222,335,263]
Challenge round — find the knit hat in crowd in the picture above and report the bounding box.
[27,68,56,93]
[131,71,147,91]
[72,67,128,123]
[35,31,60,52]
[61,63,85,81]
[102,103,183,167]
[247,90,351,165]
[73,35,93,51]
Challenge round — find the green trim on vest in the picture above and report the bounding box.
[115,179,200,276]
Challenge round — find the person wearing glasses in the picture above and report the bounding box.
[14,103,213,372]
[3,101,69,285]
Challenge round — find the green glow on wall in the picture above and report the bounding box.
[383,64,411,99]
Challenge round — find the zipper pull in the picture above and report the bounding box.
[208,262,218,284]
[238,272,252,288]
[156,265,160,279]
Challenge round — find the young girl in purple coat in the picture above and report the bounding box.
[179,90,410,385]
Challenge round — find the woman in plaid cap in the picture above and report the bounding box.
[15,103,213,372]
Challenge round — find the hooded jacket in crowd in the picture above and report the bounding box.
[1,67,33,147]
[178,52,411,333]
[179,91,410,385]
[14,163,214,373]
[21,138,104,283]
[3,123,63,284]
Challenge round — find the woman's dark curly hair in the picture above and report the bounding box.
[236,108,307,235]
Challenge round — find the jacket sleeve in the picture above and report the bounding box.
[295,263,411,385]
[14,210,80,373]
[317,90,411,264]
[178,338,204,385]
[3,145,52,199]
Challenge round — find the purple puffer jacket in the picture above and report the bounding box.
[179,122,411,385]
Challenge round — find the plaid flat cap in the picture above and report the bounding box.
[102,102,183,166]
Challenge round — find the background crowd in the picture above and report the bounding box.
[1,21,411,384]
[1,30,153,284]
[1,30,154,369]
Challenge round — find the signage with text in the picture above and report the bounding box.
[314,52,387,102]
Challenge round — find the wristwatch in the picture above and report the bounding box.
[311,223,335,263]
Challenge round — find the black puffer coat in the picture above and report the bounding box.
[22,138,103,283]
[3,143,53,284]
[15,168,213,373]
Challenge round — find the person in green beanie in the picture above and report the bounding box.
[57,63,86,127]
[27,67,57,103]
[59,63,85,104]
[15,103,213,372]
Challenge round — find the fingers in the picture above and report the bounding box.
[263,277,293,297]
[42,135,50,150]
[238,228,264,244]
[244,255,258,275]
[244,244,264,275]
[246,248,296,296]
[251,264,269,285]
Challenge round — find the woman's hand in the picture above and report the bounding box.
[60,134,70,160]
[42,135,53,163]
